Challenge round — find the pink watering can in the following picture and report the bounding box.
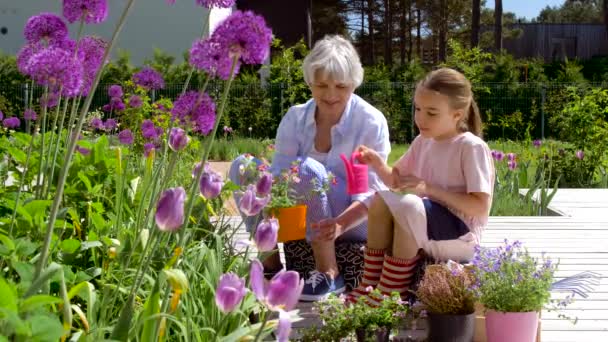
[340,152,369,195]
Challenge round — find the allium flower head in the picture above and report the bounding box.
[17,43,42,76]
[533,139,542,148]
[24,109,38,121]
[104,118,117,131]
[39,92,60,108]
[3,117,21,129]
[118,129,134,145]
[79,36,108,96]
[28,46,84,96]
[90,117,104,130]
[129,95,143,108]
[133,67,165,90]
[63,0,109,24]
[196,0,235,8]
[189,11,272,79]
[0,111,3,121]
[171,91,216,135]
[108,84,123,98]
[24,13,68,44]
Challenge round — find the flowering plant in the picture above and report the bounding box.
[472,239,557,313]
[415,261,477,315]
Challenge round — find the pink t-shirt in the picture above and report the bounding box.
[393,132,495,241]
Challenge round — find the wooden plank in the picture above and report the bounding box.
[541,331,608,342]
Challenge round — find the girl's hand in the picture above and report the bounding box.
[356,145,382,168]
[393,172,431,197]
[311,218,344,241]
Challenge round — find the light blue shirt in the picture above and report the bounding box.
[271,94,391,208]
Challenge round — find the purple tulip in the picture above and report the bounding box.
[575,150,584,160]
[200,169,224,199]
[144,143,156,157]
[24,109,37,121]
[491,150,505,161]
[256,172,272,196]
[250,259,265,300]
[507,153,516,162]
[155,187,186,232]
[239,185,270,216]
[277,310,291,342]
[215,273,247,313]
[76,145,90,156]
[168,127,190,151]
[254,218,279,252]
[192,161,205,178]
[118,129,134,145]
[3,117,21,128]
[249,259,303,311]
[508,160,517,171]
[533,139,542,148]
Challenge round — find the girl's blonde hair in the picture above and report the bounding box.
[417,68,482,137]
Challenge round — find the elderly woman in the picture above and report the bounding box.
[230,35,390,301]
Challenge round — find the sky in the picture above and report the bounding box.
[485,0,566,20]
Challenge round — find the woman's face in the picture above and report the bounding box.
[310,71,355,119]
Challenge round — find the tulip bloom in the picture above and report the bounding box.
[239,185,270,217]
[256,172,272,196]
[155,187,186,232]
[507,153,516,162]
[168,127,189,151]
[575,150,584,160]
[215,273,247,313]
[254,218,279,252]
[200,169,224,199]
[533,139,542,148]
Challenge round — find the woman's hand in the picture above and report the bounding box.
[356,145,382,168]
[311,218,344,241]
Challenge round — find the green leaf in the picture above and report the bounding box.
[29,313,65,342]
[20,295,63,313]
[6,146,27,164]
[80,241,102,250]
[77,172,92,192]
[60,239,81,254]
[11,261,34,284]
[0,234,15,252]
[90,212,107,231]
[67,281,97,326]
[0,307,29,336]
[0,277,18,312]
[140,278,161,342]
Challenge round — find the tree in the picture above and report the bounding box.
[471,0,481,47]
[535,0,602,23]
[494,0,503,51]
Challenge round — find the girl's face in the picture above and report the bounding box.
[310,71,355,119]
[414,86,464,140]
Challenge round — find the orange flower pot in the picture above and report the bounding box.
[272,205,307,242]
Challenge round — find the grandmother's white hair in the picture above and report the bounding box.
[302,35,364,88]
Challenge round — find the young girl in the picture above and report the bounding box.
[348,68,495,305]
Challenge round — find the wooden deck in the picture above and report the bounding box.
[228,189,608,341]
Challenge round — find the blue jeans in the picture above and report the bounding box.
[228,154,367,243]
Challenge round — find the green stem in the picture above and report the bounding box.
[44,97,69,198]
[8,136,35,237]
[41,92,64,196]
[253,309,269,342]
[34,0,139,281]
[25,81,34,135]
[34,87,49,199]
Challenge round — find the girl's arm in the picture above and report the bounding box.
[427,187,490,218]
[356,145,395,188]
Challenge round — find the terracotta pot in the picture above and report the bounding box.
[485,310,539,342]
[427,312,475,342]
[272,204,307,242]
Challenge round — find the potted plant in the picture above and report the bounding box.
[472,240,559,342]
[351,289,408,342]
[414,261,477,342]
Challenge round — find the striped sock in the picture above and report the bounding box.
[346,248,385,304]
[365,254,420,307]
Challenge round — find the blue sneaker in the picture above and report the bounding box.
[299,270,346,302]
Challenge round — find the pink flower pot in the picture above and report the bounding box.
[485,310,539,342]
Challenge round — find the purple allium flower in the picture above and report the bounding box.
[189,11,271,80]
[79,36,108,96]
[90,117,104,130]
[506,153,516,162]
[104,97,125,112]
[168,127,190,151]
[62,0,109,24]
[108,84,123,98]
[239,184,270,216]
[215,273,247,313]
[128,95,143,108]
[575,150,584,160]
[200,169,224,199]
[24,13,68,45]
[196,0,235,8]
[133,67,165,90]
[141,120,160,140]
[118,129,134,145]
[171,91,216,135]
[144,142,156,157]
[3,117,21,128]
[104,118,117,131]
[508,160,517,171]
[256,172,272,196]
[255,218,279,252]
[39,92,59,108]
[76,145,90,155]
[28,46,84,96]
[533,139,542,148]
[23,109,37,121]
[16,43,42,76]
[165,0,176,4]
[155,187,186,232]
[0,110,3,121]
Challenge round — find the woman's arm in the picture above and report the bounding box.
[311,200,368,241]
